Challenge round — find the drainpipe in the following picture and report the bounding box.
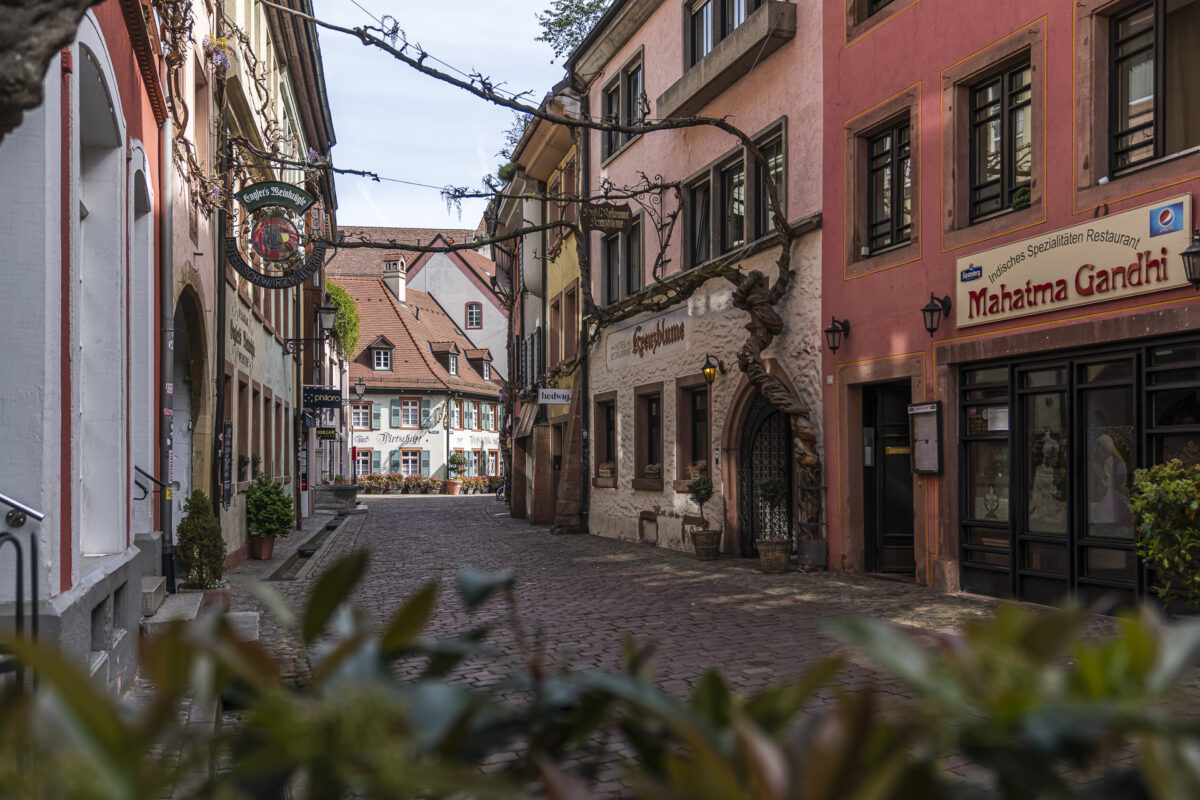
[159,117,176,591]
[212,44,229,526]
[578,97,591,521]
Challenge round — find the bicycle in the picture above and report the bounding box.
[495,477,509,505]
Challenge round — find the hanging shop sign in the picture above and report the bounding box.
[538,388,572,404]
[605,306,690,372]
[303,385,342,409]
[956,194,1192,327]
[581,202,635,235]
[227,180,327,289]
[316,427,337,441]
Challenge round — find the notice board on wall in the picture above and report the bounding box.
[907,402,943,475]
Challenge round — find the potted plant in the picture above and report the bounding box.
[687,476,720,561]
[444,453,467,495]
[755,476,792,573]
[1130,458,1200,614]
[644,463,661,478]
[598,461,615,478]
[176,489,230,609]
[245,473,293,560]
[688,460,708,479]
[386,472,404,494]
[332,474,345,485]
[424,474,441,494]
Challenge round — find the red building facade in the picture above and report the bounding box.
[823,0,1200,604]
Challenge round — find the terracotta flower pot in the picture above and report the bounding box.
[179,583,232,612]
[756,538,792,574]
[444,479,462,495]
[248,535,275,560]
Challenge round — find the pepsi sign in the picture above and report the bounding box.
[1150,202,1185,237]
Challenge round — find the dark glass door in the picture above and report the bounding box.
[1016,366,1070,604]
[863,383,914,573]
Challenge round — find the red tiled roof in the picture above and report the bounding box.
[338,275,501,398]
[464,348,491,360]
[428,341,459,354]
[328,226,482,277]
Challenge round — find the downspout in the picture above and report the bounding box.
[578,98,591,521]
[159,117,176,591]
[294,281,302,529]
[212,38,228,526]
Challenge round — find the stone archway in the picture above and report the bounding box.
[171,282,210,529]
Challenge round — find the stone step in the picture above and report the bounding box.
[141,575,167,617]
[226,611,260,642]
[140,592,204,637]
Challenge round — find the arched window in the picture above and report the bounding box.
[465,302,482,329]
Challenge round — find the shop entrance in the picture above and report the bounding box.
[862,382,915,574]
[737,394,793,557]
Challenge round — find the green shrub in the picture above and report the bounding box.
[175,490,224,589]
[687,475,714,529]
[246,474,294,540]
[447,452,467,479]
[1131,458,1200,608]
[326,280,360,356]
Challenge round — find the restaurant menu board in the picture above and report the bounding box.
[907,402,943,475]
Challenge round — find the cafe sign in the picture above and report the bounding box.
[226,180,327,289]
[606,306,690,372]
[581,202,635,235]
[956,194,1192,327]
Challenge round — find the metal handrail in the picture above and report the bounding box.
[0,493,44,522]
[135,465,169,488]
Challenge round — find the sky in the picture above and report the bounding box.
[311,0,568,232]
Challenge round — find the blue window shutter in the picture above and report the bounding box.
[421,398,431,427]
[421,450,430,477]
[390,450,400,473]
[371,450,381,473]
[390,398,401,428]
[371,403,381,430]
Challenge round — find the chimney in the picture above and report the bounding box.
[382,253,406,304]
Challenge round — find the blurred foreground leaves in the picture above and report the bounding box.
[3,552,1200,799]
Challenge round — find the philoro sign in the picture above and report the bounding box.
[605,307,690,372]
[955,194,1192,328]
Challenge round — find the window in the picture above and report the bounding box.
[401,450,420,476]
[867,119,912,251]
[401,399,419,428]
[603,82,621,157]
[602,233,621,304]
[969,58,1032,222]
[625,62,644,128]
[374,348,391,371]
[487,450,499,477]
[601,55,646,159]
[564,285,579,360]
[625,220,642,296]
[720,159,745,252]
[691,1,714,65]
[352,403,371,430]
[688,180,711,267]
[1110,0,1200,174]
[468,450,482,477]
[483,403,495,430]
[868,0,894,15]
[594,392,618,477]
[677,383,710,479]
[466,401,479,430]
[451,400,462,429]
[466,303,482,329]
[483,362,491,380]
[355,449,372,477]
[448,354,458,375]
[635,389,663,481]
[689,0,765,65]
[550,296,562,366]
[754,133,785,239]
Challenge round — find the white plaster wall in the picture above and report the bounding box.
[586,234,823,552]
[406,254,508,379]
[349,393,501,479]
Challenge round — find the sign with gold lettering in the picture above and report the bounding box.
[227,181,327,289]
[581,202,634,235]
[955,194,1192,327]
[605,307,690,372]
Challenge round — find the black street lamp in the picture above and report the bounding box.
[284,303,338,353]
[824,316,850,353]
[351,376,366,401]
[1181,230,1200,290]
[701,353,726,384]
[921,294,953,337]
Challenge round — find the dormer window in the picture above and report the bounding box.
[448,354,458,375]
[374,349,391,371]
[482,362,491,380]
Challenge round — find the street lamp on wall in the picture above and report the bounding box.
[824,317,850,353]
[1181,230,1200,290]
[921,294,953,337]
[351,377,366,401]
[284,303,339,353]
[701,353,726,384]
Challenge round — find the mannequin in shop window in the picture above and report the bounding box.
[1028,435,1066,533]
[1090,432,1134,532]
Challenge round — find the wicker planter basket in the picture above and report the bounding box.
[756,539,792,574]
[692,529,721,561]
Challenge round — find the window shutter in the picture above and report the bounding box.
[371,403,381,430]
[389,450,400,473]
[390,398,401,428]
[421,398,431,427]
[421,450,430,477]
[371,450,381,473]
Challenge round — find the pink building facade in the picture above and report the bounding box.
[823,0,1200,604]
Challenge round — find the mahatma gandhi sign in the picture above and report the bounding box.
[956,194,1192,327]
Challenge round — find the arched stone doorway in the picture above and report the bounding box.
[172,284,209,532]
[737,394,794,557]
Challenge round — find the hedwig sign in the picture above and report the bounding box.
[606,307,690,372]
[956,194,1192,327]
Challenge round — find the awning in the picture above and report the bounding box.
[514,402,539,439]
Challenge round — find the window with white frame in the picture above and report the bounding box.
[487,451,499,476]
[483,362,491,380]
[466,303,482,329]
[467,450,480,477]
[448,354,458,375]
[451,400,462,429]
[483,403,495,430]
[352,403,371,429]
[401,450,420,476]
[401,399,420,427]
[374,349,391,371]
[466,402,479,429]
[355,449,372,476]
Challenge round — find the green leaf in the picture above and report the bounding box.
[302,550,369,645]
[824,617,957,706]
[381,581,440,656]
[456,567,515,611]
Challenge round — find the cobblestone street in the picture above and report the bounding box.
[234,494,1023,698]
